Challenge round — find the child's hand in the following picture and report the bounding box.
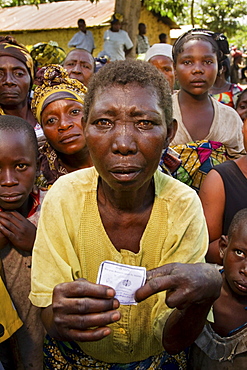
[0,211,36,253]
[0,230,9,250]
[49,279,121,342]
[135,262,222,310]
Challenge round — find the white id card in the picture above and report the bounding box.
[96,260,146,305]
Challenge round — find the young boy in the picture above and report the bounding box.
[189,208,247,369]
[0,115,45,369]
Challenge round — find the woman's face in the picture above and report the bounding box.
[0,56,31,108]
[149,55,175,91]
[63,49,94,86]
[85,83,176,192]
[41,99,86,155]
[175,39,218,96]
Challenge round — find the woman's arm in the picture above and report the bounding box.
[199,169,225,264]
[135,262,222,354]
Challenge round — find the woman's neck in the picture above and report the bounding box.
[98,177,154,212]
[2,102,37,127]
[59,149,93,173]
[178,89,211,107]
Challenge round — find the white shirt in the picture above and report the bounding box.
[103,29,133,61]
[68,30,95,53]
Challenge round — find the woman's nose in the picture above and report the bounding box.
[111,125,137,155]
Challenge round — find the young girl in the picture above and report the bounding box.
[188,208,247,369]
[167,29,245,192]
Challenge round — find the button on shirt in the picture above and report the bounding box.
[103,29,133,61]
[68,30,95,53]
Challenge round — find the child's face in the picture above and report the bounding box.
[0,131,36,211]
[221,222,247,296]
[236,91,247,122]
[175,39,218,96]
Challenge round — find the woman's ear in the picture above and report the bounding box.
[219,235,228,260]
[163,119,177,148]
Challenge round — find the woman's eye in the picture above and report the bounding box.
[70,109,81,115]
[93,119,112,126]
[137,120,155,128]
[16,163,27,170]
[14,70,25,77]
[45,117,56,125]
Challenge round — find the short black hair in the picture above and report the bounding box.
[0,115,38,159]
[159,33,167,42]
[78,19,85,25]
[138,23,146,29]
[84,59,172,126]
[228,208,247,240]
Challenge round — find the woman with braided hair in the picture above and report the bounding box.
[31,64,92,189]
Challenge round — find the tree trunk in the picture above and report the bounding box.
[115,0,142,58]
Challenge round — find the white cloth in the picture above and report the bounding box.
[103,29,133,61]
[68,30,95,53]
[171,91,245,158]
[144,43,173,62]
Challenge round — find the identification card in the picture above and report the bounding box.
[96,260,146,305]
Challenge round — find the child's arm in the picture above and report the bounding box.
[135,262,222,354]
[199,169,225,264]
[0,211,36,252]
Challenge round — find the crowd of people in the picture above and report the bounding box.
[0,12,246,370]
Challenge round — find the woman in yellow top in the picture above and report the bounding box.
[30,60,222,369]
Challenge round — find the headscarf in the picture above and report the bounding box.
[0,37,34,80]
[144,43,173,62]
[31,64,87,124]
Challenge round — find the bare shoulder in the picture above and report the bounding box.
[199,169,225,204]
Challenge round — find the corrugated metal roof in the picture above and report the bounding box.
[0,0,115,32]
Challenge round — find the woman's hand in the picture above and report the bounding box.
[43,279,121,342]
[135,262,222,354]
[135,262,222,309]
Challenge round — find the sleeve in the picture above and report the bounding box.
[89,31,95,49]
[214,101,245,159]
[68,33,79,48]
[124,32,134,51]
[0,276,23,343]
[29,178,83,308]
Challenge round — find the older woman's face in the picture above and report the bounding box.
[41,99,86,155]
[85,83,174,191]
[0,56,31,107]
[63,49,94,86]
[149,55,175,91]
